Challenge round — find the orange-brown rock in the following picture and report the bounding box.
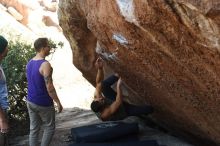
[0,0,40,24]
[58,0,220,145]
[7,6,23,21]
[0,0,59,30]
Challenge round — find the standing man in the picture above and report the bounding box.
[26,37,63,146]
[0,35,9,146]
[90,57,154,121]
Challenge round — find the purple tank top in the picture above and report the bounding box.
[26,59,53,106]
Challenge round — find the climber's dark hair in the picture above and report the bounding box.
[90,100,105,112]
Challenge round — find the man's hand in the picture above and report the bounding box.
[56,103,63,113]
[95,57,104,69]
[0,108,9,133]
[0,119,8,133]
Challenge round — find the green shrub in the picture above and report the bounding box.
[2,40,34,121]
[1,39,34,136]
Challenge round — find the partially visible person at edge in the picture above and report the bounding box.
[90,57,154,121]
[0,35,9,146]
[26,37,63,146]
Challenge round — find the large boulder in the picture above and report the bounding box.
[58,0,220,145]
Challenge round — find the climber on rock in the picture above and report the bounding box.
[90,57,154,121]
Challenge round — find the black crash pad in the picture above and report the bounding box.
[71,121,139,143]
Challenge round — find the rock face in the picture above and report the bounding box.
[58,0,220,145]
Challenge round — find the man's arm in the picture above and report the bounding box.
[0,107,8,133]
[100,78,123,121]
[94,58,104,96]
[40,62,63,113]
[96,58,104,84]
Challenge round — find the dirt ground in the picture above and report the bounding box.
[11,108,194,146]
[10,108,100,146]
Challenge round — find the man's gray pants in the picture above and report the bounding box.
[27,101,55,146]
